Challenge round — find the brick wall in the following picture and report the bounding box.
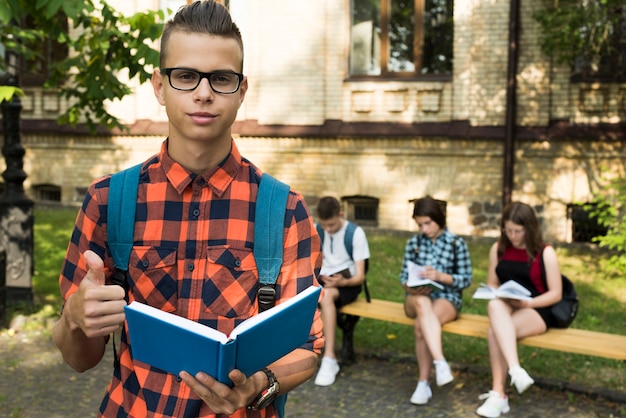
[9,134,624,243]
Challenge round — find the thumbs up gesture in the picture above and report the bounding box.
[64,250,127,338]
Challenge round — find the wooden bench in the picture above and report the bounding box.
[338,297,626,363]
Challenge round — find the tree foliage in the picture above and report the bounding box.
[0,0,164,132]
[534,0,625,78]
[586,175,626,277]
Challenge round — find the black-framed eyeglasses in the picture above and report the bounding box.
[160,68,244,94]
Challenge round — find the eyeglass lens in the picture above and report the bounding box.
[167,68,241,93]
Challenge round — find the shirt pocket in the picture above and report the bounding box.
[127,246,178,312]
[204,246,258,320]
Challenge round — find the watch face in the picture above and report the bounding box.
[256,383,279,409]
[248,368,280,411]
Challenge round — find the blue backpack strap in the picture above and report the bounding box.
[274,393,287,418]
[316,221,356,259]
[254,173,290,313]
[108,163,142,299]
[106,163,141,368]
[108,163,141,269]
[316,223,324,248]
[254,173,290,418]
[343,221,357,260]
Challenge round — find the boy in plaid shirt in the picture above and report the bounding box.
[52,2,324,417]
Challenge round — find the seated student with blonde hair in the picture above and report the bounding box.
[313,196,370,386]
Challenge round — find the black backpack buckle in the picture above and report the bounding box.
[257,285,276,313]
[111,268,129,303]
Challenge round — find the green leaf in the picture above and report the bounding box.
[0,86,25,103]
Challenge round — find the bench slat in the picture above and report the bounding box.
[339,298,626,361]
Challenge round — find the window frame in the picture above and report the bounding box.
[348,0,453,81]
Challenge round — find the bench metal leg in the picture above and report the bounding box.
[337,313,360,365]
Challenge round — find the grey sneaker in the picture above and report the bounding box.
[409,381,432,405]
[476,391,510,417]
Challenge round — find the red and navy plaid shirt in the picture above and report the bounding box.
[59,140,324,417]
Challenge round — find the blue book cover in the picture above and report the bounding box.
[124,285,321,386]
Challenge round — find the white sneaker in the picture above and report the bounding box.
[476,391,510,417]
[509,366,534,394]
[434,360,453,386]
[314,357,340,386]
[409,381,432,405]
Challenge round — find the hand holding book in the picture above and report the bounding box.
[406,261,444,291]
[319,267,351,286]
[124,285,321,386]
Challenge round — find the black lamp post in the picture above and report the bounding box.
[0,49,34,311]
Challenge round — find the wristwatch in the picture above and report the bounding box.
[247,368,280,411]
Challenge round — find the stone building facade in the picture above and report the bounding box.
[2,0,625,242]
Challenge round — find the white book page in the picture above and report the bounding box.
[229,285,319,340]
[406,260,426,287]
[472,283,497,299]
[497,281,532,300]
[406,260,443,289]
[126,301,228,344]
[473,281,532,301]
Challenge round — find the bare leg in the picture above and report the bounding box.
[486,299,547,394]
[405,295,456,381]
[486,325,509,395]
[414,318,433,381]
[418,297,457,360]
[319,287,340,360]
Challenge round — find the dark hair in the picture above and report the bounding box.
[412,196,446,229]
[316,196,341,220]
[160,0,244,69]
[498,201,543,259]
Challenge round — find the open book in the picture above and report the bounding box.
[124,285,321,386]
[472,281,532,301]
[406,260,444,291]
[319,267,351,286]
[330,268,351,278]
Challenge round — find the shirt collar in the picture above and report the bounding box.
[159,138,243,197]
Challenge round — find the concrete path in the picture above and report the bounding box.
[1,328,623,417]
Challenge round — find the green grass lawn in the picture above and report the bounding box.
[13,207,626,393]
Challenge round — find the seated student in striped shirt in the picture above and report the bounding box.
[52,2,324,417]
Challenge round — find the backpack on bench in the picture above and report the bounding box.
[108,163,290,417]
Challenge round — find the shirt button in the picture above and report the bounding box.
[176,376,182,382]
[187,263,194,271]
[196,178,205,186]
[235,260,241,267]
[142,260,149,268]
[192,208,200,217]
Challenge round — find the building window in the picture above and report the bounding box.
[572,5,625,81]
[15,14,69,87]
[567,203,608,243]
[75,187,89,203]
[33,184,61,202]
[350,0,453,78]
[342,195,379,227]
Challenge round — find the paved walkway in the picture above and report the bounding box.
[1,327,624,417]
